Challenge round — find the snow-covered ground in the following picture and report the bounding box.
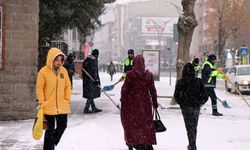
[0,72,250,150]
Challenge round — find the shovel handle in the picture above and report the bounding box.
[113,80,121,86]
[82,68,121,111]
[227,78,250,108]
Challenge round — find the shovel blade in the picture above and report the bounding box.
[103,85,114,91]
[222,100,231,108]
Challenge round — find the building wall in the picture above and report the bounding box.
[0,0,39,120]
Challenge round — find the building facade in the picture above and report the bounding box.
[0,0,39,120]
[95,0,181,69]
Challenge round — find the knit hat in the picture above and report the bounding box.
[208,54,217,61]
[91,49,99,58]
[128,49,134,54]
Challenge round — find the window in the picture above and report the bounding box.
[237,67,250,76]
[0,6,4,70]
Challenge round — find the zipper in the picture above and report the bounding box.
[56,76,59,114]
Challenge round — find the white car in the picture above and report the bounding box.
[225,65,250,93]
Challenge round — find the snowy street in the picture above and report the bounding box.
[0,72,250,150]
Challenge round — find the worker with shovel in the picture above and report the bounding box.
[202,54,226,116]
[119,49,135,82]
[82,49,102,114]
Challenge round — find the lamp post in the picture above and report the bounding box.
[149,19,170,51]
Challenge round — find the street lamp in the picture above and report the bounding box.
[149,19,170,51]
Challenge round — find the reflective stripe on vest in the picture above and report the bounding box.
[202,61,216,83]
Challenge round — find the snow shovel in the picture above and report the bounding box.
[217,97,231,108]
[82,68,121,111]
[103,80,121,91]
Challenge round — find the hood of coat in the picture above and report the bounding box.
[46,48,65,70]
[182,63,195,80]
[133,55,146,76]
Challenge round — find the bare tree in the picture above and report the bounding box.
[171,0,198,105]
[176,0,198,80]
[207,0,249,66]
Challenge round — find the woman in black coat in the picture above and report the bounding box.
[82,49,102,114]
[174,63,208,150]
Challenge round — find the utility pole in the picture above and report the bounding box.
[168,47,172,85]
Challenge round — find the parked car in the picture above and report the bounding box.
[225,65,250,93]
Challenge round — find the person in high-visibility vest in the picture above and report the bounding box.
[119,49,134,81]
[202,54,224,116]
[188,57,200,77]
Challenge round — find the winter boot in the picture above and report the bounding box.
[127,145,133,150]
[83,105,92,114]
[92,107,102,113]
[212,112,223,116]
[145,145,154,150]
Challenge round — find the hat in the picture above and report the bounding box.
[208,54,217,61]
[128,49,134,54]
[193,58,199,65]
[91,49,99,58]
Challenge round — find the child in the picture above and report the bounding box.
[36,48,72,150]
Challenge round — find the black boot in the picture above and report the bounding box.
[127,145,133,150]
[92,107,102,113]
[83,106,92,114]
[212,111,223,116]
[146,145,154,150]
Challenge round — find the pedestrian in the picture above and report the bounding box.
[174,62,208,150]
[201,54,225,116]
[189,57,200,77]
[36,48,72,150]
[63,53,75,89]
[120,55,158,150]
[82,49,102,114]
[119,49,134,81]
[107,61,116,81]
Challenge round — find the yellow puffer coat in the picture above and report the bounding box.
[36,48,72,115]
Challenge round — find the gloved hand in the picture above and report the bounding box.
[119,77,125,82]
[217,67,223,73]
[223,75,228,81]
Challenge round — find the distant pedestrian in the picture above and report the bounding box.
[107,61,116,81]
[36,48,72,150]
[63,53,75,89]
[120,55,158,150]
[174,62,208,150]
[82,49,102,114]
[119,49,134,81]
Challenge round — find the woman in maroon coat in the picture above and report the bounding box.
[120,55,158,150]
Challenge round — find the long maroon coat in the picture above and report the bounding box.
[120,55,158,145]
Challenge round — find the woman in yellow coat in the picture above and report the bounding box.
[36,48,71,150]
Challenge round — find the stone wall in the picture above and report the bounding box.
[0,0,39,120]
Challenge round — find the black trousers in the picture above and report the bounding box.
[85,99,96,109]
[44,114,67,150]
[181,106,200,150]
[128,144,154,150]
[205,87,218,112]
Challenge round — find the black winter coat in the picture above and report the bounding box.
[174,63,208,108]
[82,55,101,99]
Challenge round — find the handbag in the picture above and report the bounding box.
[32,105,44,140]
[153,108,166,133]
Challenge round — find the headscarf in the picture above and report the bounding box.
[133,55,145,76]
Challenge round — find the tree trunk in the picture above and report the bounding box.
[176,0,198,80]
[171,0,198,105]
